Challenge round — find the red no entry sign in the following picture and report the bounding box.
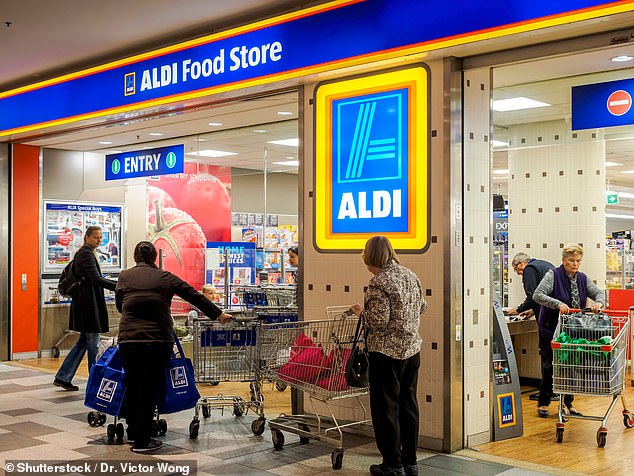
[606,90,632,116]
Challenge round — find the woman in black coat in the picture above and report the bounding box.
[54,226,116,391]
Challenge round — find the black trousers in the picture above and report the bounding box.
[539,347,573,408]
[119,342,173,447]
[369,351,420,468]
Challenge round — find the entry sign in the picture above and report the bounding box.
[314,65,430,251]
[105,144,184,181]
[572,78,634,130]
[606,191,619,205]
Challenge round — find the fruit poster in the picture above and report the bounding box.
[147,163,231,293]
[43,201,123,274]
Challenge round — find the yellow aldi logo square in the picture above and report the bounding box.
[314,65,429,252]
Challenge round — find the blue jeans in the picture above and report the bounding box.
[55,332,100,383]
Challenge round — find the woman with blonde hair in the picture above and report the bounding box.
[351,236,426,476]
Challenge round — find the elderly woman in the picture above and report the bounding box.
[351,236,426,476]
[533,243,604,418]
[116,241,232,453]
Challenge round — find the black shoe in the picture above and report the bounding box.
[369,463,406,476]
[404,464,418,476]
[53,378,79,391]
[131,438,162,453]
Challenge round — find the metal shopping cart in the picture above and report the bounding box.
[258,306,371,470]
[188,317,266,438]
[551,308,634,446]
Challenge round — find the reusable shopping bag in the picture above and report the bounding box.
[159,332,200,414]
[345,317,369,388]
[84,345,126,416]
[277,333,325,384]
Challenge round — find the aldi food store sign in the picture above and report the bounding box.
[105,144,184,181]
[314,66,429,251]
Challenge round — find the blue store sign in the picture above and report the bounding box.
[572,78,634,130]
[1,0,632,135]
[105,144,184,181]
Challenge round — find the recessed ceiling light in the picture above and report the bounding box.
[253,129,267,133]
[492,169,509,175]
[605,161,622,167]
[267,138,299,147]
[611,55,633,63]
[187,149,238,158]
[618,192,634,199]
[98,141,113,145]
[196,138,207,142]
[286,156,295,160]
[208,122,223,126]
[273,160,299,167]
[148,132,163,136]
[491,140,508,147]
[277,111,293,116]
[492,97,550,112]
[109,150,123,154]
[620,170,634,174]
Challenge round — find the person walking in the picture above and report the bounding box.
[533,243,605,418]
[54,226,116,391]
[506,253,555,318]
[116,241,232,453]
[351,236,426,476]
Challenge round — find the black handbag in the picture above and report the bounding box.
[345,317,370,388]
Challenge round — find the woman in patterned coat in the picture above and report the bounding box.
[351,236,427,476]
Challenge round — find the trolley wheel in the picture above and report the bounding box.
[233,403,245,417]
[555,427,564,443]
[151,419,160,437]
[158,419,167,436]
[87,411,102,427]
[298,423,310,444]
[271,429,285,450]
[189,420,199,439]
[596,427,608,448]
[201,405,211,419]
[331,449,344,470]
[115,423,124,442]
[275,381,287,392]
[106,423,116,442]
[52,347,60,358]
[251,417,266,436]
[98,413,107,426]
[623,412,634,429]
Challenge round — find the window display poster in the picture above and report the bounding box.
[206,241,256,286]
[44,201,123,273]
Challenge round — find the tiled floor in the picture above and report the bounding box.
[0,363,565,475]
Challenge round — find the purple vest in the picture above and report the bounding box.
[537,265,588,349]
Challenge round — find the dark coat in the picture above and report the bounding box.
[68,244,117,333]
[516,258,555,316]
[115,263,223,343]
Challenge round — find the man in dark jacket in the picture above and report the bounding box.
[506,253,554,318]
[54,226,117,391]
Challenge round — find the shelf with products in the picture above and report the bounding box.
[606,238,634,290]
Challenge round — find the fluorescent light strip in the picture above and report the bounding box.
[187,149,237,158]
[273,160,299,167]
[267,138,299,147]
[492,97,550,112]
[607,213,634,220]
[491,140,508,147]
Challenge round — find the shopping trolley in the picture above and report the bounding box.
[52,296,120,358]
[188,317,266,438]
[551,308,633,446]
[258,306,371,470]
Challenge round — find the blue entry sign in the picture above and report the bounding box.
[572,78,634,130]
[105,144,184,181]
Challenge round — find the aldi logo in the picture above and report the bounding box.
[170,366,187,388]
[314,65,429,251]
[497,393,516,427]
[97,379,118,402]
[124,72,136,96]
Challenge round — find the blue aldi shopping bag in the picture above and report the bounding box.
[84,346,126,416]
[158,333,200,414]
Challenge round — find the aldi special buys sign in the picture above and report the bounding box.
[2,0,634,136]
[314,66,429,251]
[105,144,184,181]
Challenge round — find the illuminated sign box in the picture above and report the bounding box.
[314,65,429,251]
[105,144,184,181]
